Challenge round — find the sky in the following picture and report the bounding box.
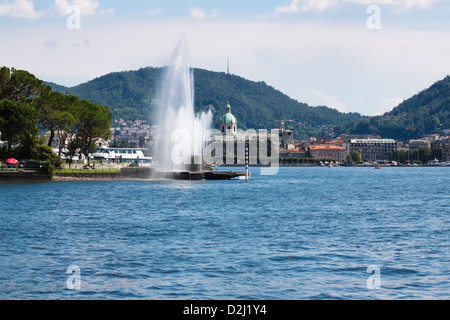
[1,0,450,116]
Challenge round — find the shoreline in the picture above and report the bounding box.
[2,165,448,183]
[216,164,449,168]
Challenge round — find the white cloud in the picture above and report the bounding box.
[50,0,100,16]
[0,0,45,18]
[314,90,348,113]
[99,8,114,15]
[2,17,450,115]
[149,8,163,17]
[189,7,205,19]
[0,0,114,18]
[357,0,442,9]
[275,0,443,13]
[189,7,217,19]
[275,0,301,13]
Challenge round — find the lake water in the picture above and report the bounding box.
[0,167,449,300]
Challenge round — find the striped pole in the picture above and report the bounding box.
[245,147,249,180]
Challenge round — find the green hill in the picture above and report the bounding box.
[48,67,362,140]
[47,68,450,141]
[48,67,161,122]
[352,76,450,140]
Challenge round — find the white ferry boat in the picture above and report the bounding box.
[427,159,440,166]
[92,148,153,166]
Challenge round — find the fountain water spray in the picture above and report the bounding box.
[153,37,212,172]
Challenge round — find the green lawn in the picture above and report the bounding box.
[55,168,122,174]
[0,170,37,173]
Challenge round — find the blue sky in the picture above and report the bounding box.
[1,0,450,116]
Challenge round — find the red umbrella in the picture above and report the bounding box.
[6,158,19,165]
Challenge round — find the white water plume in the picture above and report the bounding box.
[153,37,212,171]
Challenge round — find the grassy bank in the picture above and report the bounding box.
[54,168,122,174]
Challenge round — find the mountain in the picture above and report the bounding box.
[47,67,362,140]
[47,68,450,141]
[352,76,450,140]
[46,67,162,123]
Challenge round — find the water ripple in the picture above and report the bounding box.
[0,167,449,299]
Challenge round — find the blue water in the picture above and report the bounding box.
[0,167,449,300]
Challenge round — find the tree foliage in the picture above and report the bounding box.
[386,147,435,164]
[350,151,363,164]
[74,100,112,157]
[351,76,450,140]
[0,67,43,103]
[0,66,113,161]
[33,144,63,174]
[0,99,38,155]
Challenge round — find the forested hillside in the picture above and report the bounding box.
[49,67,450,141]
[49,67,362,139]
[352,76,450,140]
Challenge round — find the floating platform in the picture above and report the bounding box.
[156,170,247,181]
[51,167,248,181]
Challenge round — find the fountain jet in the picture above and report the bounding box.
[150,37,247,181]
[153,37,212,173]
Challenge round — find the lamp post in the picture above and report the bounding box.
[245,147,249,181]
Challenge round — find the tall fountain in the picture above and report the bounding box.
[152,37,213,178]
[149,37,248,180]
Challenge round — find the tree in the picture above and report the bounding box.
[0,67,42,158]
[54,94,78,156]
[0,67,43,103]
[33,144,62,174]
[34,84,61,147]
[0,67,10,97]
[346,154,352,162]
[74,100,112,158]
[34,84,81,155]
[65,139,82,168]
[351,151,363,164]
[412,147,431,163]
[0,99,38,156]
[1,67,114,162]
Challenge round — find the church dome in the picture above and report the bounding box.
[221,103,237,124]
[221,112,237,124]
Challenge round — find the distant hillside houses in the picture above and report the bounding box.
[111,119,152,148]
[277,127,450,163]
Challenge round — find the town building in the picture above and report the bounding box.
[279,143,308,159]
[408,139,431,150]
[323,139,346,148]
[309,144,347,162]
[278,122,294,149]
[348,138,397,161]
[431,138,450,162]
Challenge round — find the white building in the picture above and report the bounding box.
[349,138,397,161]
